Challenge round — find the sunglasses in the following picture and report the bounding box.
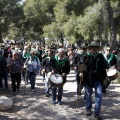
[107,49,111,51]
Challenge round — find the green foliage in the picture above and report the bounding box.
[0,0,24,41]
[23,0,57,35]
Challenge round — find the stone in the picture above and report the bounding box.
[0,96,13,111]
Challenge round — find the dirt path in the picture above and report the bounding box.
[0,70,120,120]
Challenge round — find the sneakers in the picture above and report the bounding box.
[45,93,50,97]
[12,92,16,96]
[58,101,62,105]
[17,89,20,93]
[75,94,79,100]
[32,89,35,92]
[94,114,102,120]
[86,109,92,116]
[51,101,56,104]
[102,89,106,94]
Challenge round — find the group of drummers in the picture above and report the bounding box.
[0,41,119,120]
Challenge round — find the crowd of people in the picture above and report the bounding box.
[0,41,119,120]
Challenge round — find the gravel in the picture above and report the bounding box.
[0,70,120,120]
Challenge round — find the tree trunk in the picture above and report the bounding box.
[105,1,116,50]
[0,25,3,43]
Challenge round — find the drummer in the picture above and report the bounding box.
[103,45,117,93]
[104,46,117,69]
[41,50,55,97]
[51,48,70,105]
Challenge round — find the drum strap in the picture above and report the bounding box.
[55,56,67,72]
[55,56,67,66]
[104,53,113,64]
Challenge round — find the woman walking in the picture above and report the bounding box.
[8,52,23,95]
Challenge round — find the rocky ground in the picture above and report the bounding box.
[0,70,120,120]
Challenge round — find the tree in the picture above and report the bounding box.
[23,0,57,40]
[0,0,22,42]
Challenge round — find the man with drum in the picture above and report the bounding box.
[84,42,107,120]
[102,46,117,93]
[41,50,55,97]
[51,48,70,105]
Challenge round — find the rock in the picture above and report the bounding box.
[0,96,13,111]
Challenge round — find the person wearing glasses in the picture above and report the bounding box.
[102,46,117,93]
[41,50,55,97]
[24,50,41,92]
[7,52,23,95]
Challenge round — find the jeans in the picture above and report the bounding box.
[52,86,63,102]
[45,73,50,93]
[27,71,36,89]
[85,81,102,114]
[0,70,8,89]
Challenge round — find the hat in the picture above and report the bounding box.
[80,45,87,50]
[58,48,65,52]
[88,41,100,48]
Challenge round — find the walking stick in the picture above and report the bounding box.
[76,72,83,112]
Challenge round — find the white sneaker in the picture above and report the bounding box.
[75,94,79,99]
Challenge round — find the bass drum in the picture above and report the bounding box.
[103,78,111,90]
[107,68,118,81]
[50,74,63,87]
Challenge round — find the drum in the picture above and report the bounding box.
[103,78,111,90]
[107,68,118,81]
[50,74,63,87]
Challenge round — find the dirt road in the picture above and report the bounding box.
[0,70,120,120]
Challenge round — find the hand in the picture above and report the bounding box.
[51,70,55,74]
[62,73,66,77]
[42,69,45,73]
[79,72,83,77]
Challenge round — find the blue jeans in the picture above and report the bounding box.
[45,73,50,93]
[27,71,36,89]
[52,86,63,102]
[0,70,8,89]
[85,81,102,114]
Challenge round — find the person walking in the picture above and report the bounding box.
[84,41,107,120]
[24,50,41,92]
[8,52,23,95]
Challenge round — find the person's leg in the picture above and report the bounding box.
[51,86,57,103]
[45,75,50,96]
[94,81,102,114]
[85,85,93,116]
[85,85,93,110]
[58,86,63,104]
[16,73,21,92]
[30,73,36,91]
[3,70,8,89]
[0,73,3,89]
[11,73,16,93]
